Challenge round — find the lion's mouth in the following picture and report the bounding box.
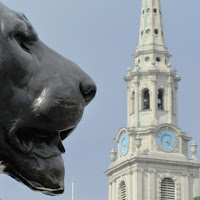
[5,126,75,195]
[9,126,75,158]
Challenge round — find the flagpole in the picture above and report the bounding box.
[72,180,74,200]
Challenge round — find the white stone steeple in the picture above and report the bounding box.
[125,0,181,129]
[134,0,171,72]
[106,1,200,199]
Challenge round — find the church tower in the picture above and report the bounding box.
[105,0,200,200]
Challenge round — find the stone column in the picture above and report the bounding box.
[127,171,132,199]
[151,79,157,125]
[108,181,112,200]
[134,168,143,199]
[174,85,178,118]
[182,173,189,200]
[193,175,199,197]
[112,179,116,200]
[134,81,139,127]
[148,169,156,200]
[168,81,172,124]
[189,175,193,200]
[164,91,168,111]
[127,85,131,126]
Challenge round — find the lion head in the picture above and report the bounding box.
[0,2,96,196]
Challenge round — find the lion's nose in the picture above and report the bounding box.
[80,79,96,105]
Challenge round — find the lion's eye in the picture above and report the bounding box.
[14,32,32,52]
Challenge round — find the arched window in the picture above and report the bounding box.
[143,89,150,110]
[161,178,175,200]
[120,181,127,200]
[158,89,164,110]
[132,91,135,113]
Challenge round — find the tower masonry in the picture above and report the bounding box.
[105,0,200,200]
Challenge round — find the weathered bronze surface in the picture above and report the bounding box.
[0,2,96,196]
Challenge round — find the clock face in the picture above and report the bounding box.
[156,128,178,152]
[119,132,130,156]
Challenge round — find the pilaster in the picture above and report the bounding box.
[112,179,116,200]
[127,85,131,126]
[151,78,157,125]
[148,169,156,200]
[182,173,190,200]
[134,81,139,127]
[174,84,178,123]
[133,168,143,199]
[127,170,133,199]
[168,81,172,124]
[108,182,112,200]
[193,175,199,197]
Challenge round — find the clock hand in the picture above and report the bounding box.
[166,140,172,146]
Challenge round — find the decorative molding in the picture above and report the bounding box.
[192,174,199,179]
[181,173,190,177]
[126,169,133,175]
[108,179,113,185]
[133,81,139,86]
[133,168,144,173]
[167,82,173,86]
[148,169,156,174]
[108,177,117,185]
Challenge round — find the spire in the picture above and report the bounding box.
[133,0,172,71]
[139,0,165,50]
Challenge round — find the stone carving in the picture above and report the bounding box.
[0,2,96,196]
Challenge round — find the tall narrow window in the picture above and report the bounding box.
[120,181,127,200]
[161,178,175,200]
[143,89,150,110]
[132,91,135,113]
[158,89,164,110]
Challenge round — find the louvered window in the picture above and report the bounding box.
[161,177,175,200]
[120,181,127,200]
[143,89,150,110]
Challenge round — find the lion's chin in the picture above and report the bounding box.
[1,125,76,195]
[4,154,65,196]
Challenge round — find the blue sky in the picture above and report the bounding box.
[0,0,200,200]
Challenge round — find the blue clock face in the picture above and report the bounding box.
[119,133,130,156]
[156,128,178,152]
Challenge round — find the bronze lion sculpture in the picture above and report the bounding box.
[0,2,96,196]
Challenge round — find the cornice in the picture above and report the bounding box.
[133,49,172,58]
[124,70,180,82]
[105,156,200,177]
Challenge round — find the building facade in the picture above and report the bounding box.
[105,0,200,199]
